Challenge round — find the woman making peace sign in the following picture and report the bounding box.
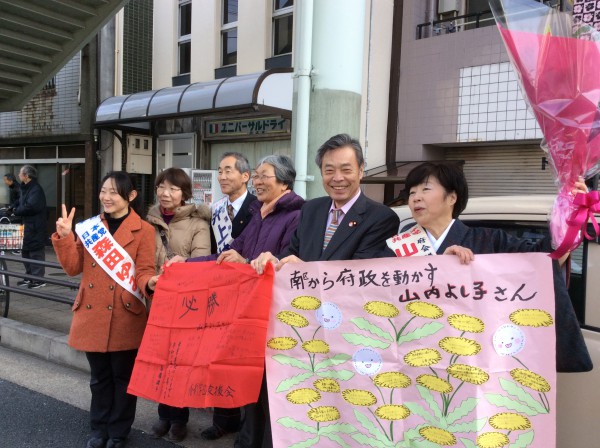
[52,171,157,448]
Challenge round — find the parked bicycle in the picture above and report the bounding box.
[0,214,24,317]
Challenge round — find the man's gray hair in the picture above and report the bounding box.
[256,155,296,190]
[221,152,251,175]
[20,164,37,180]
[315,133,364,169]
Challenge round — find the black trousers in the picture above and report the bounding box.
[212,406,241,432]
[22,248,45,278]
[157,403,189,423]
[86,350,138,440]
[235,373,272,448]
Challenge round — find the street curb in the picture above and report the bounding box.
[0,317,89,373]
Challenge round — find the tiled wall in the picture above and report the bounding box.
[396,1,538,159]
[0,54,82,138]
[457,62,542,142]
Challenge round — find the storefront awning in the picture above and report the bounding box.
[94,69,293,131]
[361,160,465,185]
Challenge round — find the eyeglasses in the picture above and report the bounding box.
[251,174,277,182]
[156,186,182,194]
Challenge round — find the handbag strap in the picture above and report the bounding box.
[159,229,175,260]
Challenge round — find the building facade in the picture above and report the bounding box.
[391,0,571,202]
[96,0,396,204]
[0,0,154,229]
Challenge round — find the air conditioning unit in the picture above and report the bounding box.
[438,0,460,14]
[126,135,153,174]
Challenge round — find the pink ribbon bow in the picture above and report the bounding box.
[551,191,600,259]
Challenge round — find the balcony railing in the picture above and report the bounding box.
[417,10,495,39]
[416,0,562,40]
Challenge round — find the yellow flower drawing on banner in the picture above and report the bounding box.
[271,297,354,394]
[343,300,445,353]
[266,336,297,350]
[439,336,482,357]
[277,311,309,328]
[344,378,414,445]
[404,348,442,367]
[307,406,341,422]
[419,426,457,445]
[302,339,330,354]
[417,374,453,394]
[447,364,489,386]
[476,431,510,448]
[270,296,358,447]
[281,386,351,446]
[286,388,321,405]
[448,314,485,333]
[509,309,553,327]
[313,378,340,393]
[342,389,378,406]
[402,313,489,441]
[374,404,410,421]
[484,311,554,425]
[488,412,531,431]
[291,295,322,310]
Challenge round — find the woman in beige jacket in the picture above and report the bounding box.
[145,167,211,442]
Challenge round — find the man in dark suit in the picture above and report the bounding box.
[210,152,256,254]
[204,152,256,441]
[253,133,399,270]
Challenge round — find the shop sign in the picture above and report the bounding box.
[206,117,290,138]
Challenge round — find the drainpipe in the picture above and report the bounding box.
[291,0,314,199]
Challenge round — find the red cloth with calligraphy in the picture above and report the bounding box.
[128,261,274,408]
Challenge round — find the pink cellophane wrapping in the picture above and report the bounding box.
[491,0,600,256]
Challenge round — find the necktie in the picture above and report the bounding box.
[227,203,235,221]
[323,209,341,250]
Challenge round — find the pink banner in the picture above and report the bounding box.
[266,254,556,447]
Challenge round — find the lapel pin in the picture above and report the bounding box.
[349,221,358,227]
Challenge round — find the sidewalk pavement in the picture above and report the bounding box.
[0,247,237,448]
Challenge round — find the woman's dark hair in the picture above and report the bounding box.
[404,162,468,219]
[3,173,16,183]
[101,171,141,215]
[154,168,192,202]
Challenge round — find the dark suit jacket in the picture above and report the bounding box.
[282,193,400,262]
[210,192,257,254]
[438,219,592,373]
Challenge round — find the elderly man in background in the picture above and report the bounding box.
[14,165,47,289]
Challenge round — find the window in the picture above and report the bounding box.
[178,1,192,74]
[273,0,293,56]
[221,0,238,66]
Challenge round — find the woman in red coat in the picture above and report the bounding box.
[52,171,157,448]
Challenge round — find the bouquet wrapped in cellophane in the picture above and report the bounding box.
[490,0,600,258]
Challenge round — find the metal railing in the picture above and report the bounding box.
[0,253,79,318]
[416,10,494,39]
[416,1,561,40]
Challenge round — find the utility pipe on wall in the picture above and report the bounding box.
[291,0,314,199]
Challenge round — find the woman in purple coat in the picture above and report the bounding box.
[168,154,304,448]
[192,154,304,265]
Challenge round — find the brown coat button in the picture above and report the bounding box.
[126,303,131,308]
[109,285,114,290]
[107,305,113,310]
[91,262,96,267]
[89,283,93,288]
[86,304,91,309]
